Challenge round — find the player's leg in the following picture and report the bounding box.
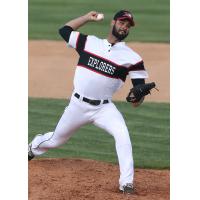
[92,103,134,188]
[29,99,90,157]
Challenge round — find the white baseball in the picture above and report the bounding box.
[97,13,104,20]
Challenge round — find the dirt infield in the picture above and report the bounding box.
[29,158,169,200]
[28,40,169,102]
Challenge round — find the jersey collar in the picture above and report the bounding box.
[103,39,125,47]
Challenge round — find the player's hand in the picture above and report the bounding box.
[84,11,104,22]
[131,97,144,108]
[132,102,141,107]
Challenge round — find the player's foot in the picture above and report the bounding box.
[119,183,134,194]
[28,144,35,161]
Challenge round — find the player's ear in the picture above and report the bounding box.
[111,20,116,26]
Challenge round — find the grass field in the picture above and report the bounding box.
[28,98,170,169]
[28,0,169,42]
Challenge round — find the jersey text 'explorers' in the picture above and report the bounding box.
[67,31,148,100]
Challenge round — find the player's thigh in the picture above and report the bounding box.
[93,103,131,145]
[52,101,89,141]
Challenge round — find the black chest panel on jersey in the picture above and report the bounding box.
[78,51,128,82]
[75,34,128,81]
[75,33,145,82]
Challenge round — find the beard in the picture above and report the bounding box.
[112,24,129,41]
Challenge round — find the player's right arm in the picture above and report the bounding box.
[65,11,102,30]
[59,11,102,42]
[59,11,102,52]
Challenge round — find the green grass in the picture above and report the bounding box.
[29,98,170,169]
[29,0,169,42]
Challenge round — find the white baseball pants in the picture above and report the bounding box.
[30,94,134,186]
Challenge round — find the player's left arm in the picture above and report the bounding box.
[128,60,149,107]
[131,78,145,107]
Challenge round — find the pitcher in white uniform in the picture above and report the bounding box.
[28,10,149,194]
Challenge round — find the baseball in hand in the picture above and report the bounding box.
[97,13,104,20]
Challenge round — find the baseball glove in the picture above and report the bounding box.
[126,82,158,103]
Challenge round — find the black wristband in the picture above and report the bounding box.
[131,78,145,87]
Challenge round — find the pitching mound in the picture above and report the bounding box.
[29,158,169,200]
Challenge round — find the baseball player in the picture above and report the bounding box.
[28,10,148,194]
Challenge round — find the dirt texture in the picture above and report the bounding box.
[28,40,169,102]
[29,158,169,200]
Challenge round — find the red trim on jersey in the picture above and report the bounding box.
[77,64,125,81]
[83,49,127,69]
[76,32,80,49]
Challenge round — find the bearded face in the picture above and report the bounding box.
[112,20,130,41]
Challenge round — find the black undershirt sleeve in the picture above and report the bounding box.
[59,25,74,42]
[58,25,87,55]
[131,78,145,87]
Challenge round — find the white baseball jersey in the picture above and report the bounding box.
[68,31,148,100]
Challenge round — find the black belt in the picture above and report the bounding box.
[74,93,109,106]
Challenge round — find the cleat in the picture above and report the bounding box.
[28,144,35,161]
[119,183,134,194]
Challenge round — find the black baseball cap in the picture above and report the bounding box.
[113,10,135,26]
